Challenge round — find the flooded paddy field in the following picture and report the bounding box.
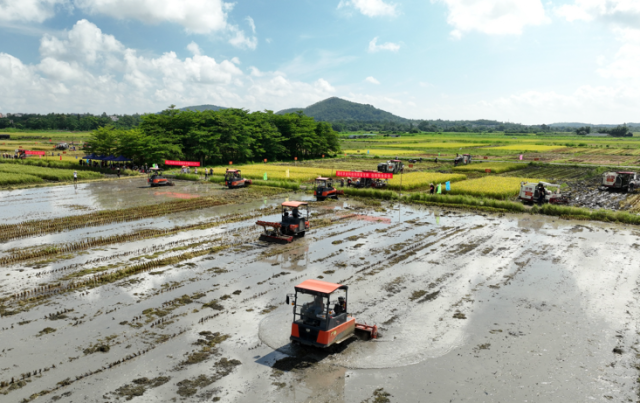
[1,181,640,402]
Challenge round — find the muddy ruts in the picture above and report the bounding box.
[8,242,233,304]
[32,225,258,278]
[0,196,231,243]
[2,210,270,267]
[0,329,187,397]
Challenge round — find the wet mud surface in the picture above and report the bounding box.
[1,182,640,402]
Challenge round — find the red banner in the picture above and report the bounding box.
[24,150,46,156]
[164,160,200,167]
[335,171,393,179]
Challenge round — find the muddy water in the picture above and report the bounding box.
[1,195,639,403]
[0,178,226,224]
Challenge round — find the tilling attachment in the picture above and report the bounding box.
[355,323,378,341]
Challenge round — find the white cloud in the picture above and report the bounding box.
[434,0,548,38]
[556,0,640,28]
[73,0,231,34]
[0,0,68,23]
[365,76,380,84]
[228,25,258,50]
[368,37,400,52]
[0,19,336,114]
[557,1,640,80]
[597,40,640,79]
[186,42,202,56]
[338,0,398,17]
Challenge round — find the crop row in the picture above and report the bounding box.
[0,208,274,266]
[0,164,102,181]
[0,197,228,243]
[387,172,467,190]
[453,162,525,174]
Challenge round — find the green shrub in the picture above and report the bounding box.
[0,172,44,186]
[342,188,398,200]
[0,164,102,181]
[404,192,525,212]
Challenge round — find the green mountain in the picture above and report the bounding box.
[179,104,227,112]
[276,97,409,123]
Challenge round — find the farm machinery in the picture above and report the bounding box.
[287,279,378,348]
[377,159,404,174]
[454,154,472,166]
[601,171,639,192]
[347,171,388,189]
[224,169,252,189]
[148,168,174,187]
[314,177,344,201]
[256,201,310,244]
[519,181,568,205]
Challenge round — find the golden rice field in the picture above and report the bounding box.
[486,145,563,152]
[211,165,334,181]
[343,149,423,156]
[453,162,526,174]
[447,176,543,199]
[388,172,467,190]
[384,142,486,149]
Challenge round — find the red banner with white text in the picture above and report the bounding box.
[164,160,200,167]
[24,150,46,156]
[335,171,393,179]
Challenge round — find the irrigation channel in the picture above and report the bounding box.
[1,180,640,402]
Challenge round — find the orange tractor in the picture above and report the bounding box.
[287,279,378,348]
[148,168,174,187]
[224,169,252,189]
[256,201,310,244]
[314,177,344,201]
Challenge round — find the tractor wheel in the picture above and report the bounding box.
[629,184,635,193]
[317,197,325,202]
[298,231,306,237]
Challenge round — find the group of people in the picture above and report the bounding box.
[1,153,19,159]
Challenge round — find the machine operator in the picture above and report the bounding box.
[333,297,346,315]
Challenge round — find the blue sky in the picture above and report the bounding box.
[0,0,639,124]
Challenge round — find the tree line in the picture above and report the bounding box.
[87,107,341,166]
[0,113,142,131]
[576,125,633,137]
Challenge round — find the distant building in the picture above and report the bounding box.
[586,133,609,137]
[11,113,22,117]
[109,115,119,122]
[0,113,3,118]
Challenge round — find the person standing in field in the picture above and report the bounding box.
[429,183,435,194]
[73,171,78,183]
[116,167,120,178]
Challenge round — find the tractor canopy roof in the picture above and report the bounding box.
[316,177,330,181]
[282,201,307,208]
[226,169,239,173]
[295,279,347,295]
[391,159,402,162]
[617,171,635,174]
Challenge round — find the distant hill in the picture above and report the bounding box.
[276,97,409,123]
[179,104,227,112]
